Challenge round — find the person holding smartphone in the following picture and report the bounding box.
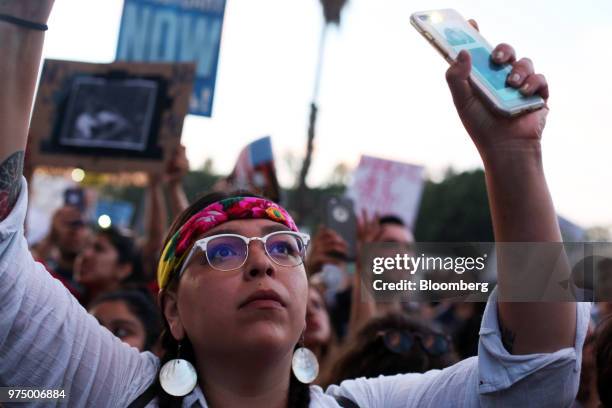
[0,2,589,407]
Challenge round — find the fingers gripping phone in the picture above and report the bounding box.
[410,9,544,117]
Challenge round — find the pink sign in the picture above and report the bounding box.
[347,155,424,229]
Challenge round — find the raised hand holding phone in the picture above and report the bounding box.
[446,40,549,161]
[411,9,545,118]
[434,17,575,354]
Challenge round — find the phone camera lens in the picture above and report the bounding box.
[332,206,349,223]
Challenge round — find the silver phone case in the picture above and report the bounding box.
[410,9,544,117]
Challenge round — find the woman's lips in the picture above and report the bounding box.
[239,289,286,309]
[242,299,284,309]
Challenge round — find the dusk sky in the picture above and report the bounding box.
[40,0,612,228]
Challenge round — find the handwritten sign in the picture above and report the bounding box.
[347,155,424,229]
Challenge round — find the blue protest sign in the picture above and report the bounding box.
[116,0,226,117]
[95,200,135,229]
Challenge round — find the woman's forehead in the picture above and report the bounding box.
[198,219,290,239]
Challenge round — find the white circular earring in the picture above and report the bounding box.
[291,335,319,384]
[159,343,198,397]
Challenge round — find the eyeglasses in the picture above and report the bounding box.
[378,329,451,357]
[178,231,311,275]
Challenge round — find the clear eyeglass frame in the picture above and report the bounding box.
[178,231,311,276]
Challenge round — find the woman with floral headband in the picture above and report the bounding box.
[0,1,590,407]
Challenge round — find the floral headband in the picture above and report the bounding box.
[157,196,298,289]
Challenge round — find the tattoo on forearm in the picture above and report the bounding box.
[499,320,516,353]
[0,151,24,220]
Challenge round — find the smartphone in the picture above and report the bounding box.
[410,9,545,117]
[64,187,86,213]
[325,196,357,261]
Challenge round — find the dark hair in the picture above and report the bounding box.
[449,302,487,359]
[595,314,612,407]
[575,331,597,406]
[97,226,144,283]
[325,312,457,386]
[379,215,405,227]
[156,190,311,408]
[89,288,161,351]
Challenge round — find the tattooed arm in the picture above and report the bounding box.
[445,34,575,353]
[0,152,24,219]
[0,6,160,406]
[0,0,54,220]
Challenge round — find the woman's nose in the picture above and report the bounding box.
[243,241,276,279]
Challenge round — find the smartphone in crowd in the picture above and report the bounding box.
[325,196,357,261]
[64,187,86,213]
[410,8,545,117]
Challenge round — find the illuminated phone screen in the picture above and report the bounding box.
[427,17,524,102]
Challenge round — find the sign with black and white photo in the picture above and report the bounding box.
[29,59,195,173]
[59,77,158,152]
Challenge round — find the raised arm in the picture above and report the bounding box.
[0,3,157,405]
[165,144,190,217]
[328,35,587,408]
[445,43,575,354]
[348,214,382,339]
[142,173,168,281]
[0,1,53,220]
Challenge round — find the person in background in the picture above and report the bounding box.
[306,226,351,337]
[89,289,162,354]
[324,312,458,387]
[307,214,416,340]
[165,145,191,217]
[306,215,413,278]
[74,226,143,306]
[31,204,91,297]
[306,226,350,278]
[141,145,191,289]
[435,302,487,359]
[594,315,612,407]
[573,326,600,408]
[349,212,416,330]
[304,285,336,385]
[375,215,415,245]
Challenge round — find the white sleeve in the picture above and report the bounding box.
[326,288,591,407]
[0,179,158,407]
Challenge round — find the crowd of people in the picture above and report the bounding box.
[0,1,611,407]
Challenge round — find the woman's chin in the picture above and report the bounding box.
[238,322,295,352]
